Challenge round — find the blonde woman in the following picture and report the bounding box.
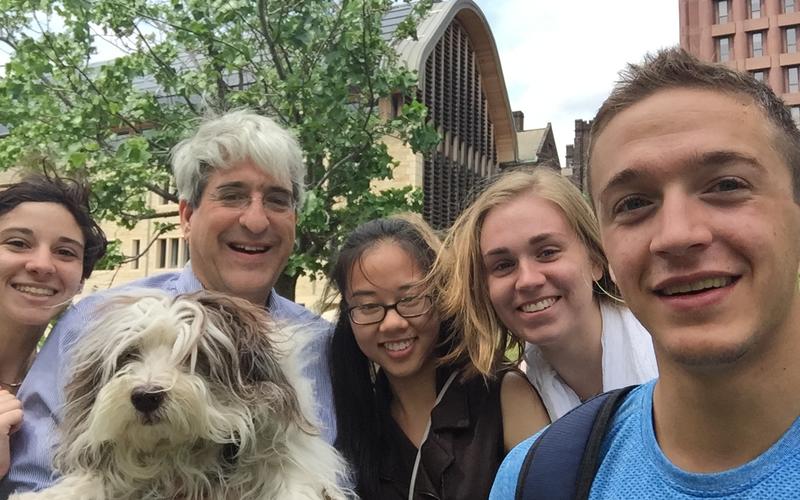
[433,168,657,420]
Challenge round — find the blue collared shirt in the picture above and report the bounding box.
[0,263,334,495]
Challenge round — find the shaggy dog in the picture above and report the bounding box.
[11,289,349,500]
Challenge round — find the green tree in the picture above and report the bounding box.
[0,0,439,299]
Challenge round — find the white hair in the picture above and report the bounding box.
[171,109,306,207]
[11,289,349,500]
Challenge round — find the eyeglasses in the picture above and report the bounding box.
[212,187,296,214]
[347,295,434,325]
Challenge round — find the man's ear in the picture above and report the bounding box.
[179,200,193,239]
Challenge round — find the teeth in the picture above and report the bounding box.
[521,297,556,313]
[231,244,267,253]
[661,277,733,296]
[384,339,414,352]
[14,285,56,296]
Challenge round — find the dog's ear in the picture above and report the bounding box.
[195,292,282,385]
[55,329,109,472]
[193,292,315,433]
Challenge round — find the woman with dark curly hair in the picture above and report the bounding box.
[0,173,107,478]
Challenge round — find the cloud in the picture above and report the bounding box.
[475,0,679,164]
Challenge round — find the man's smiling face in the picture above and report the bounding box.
[590,87,800,369]
[179,159,296,305]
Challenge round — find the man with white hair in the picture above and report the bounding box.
[1,110,335,494]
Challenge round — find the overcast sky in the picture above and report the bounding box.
[474,0,679,166]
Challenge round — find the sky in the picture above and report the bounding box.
[473,0,679,166]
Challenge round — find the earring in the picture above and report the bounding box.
[594,279,625,304]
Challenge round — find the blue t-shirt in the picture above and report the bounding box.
[490,380,800,499]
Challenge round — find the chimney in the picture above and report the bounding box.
[512,110,524,131]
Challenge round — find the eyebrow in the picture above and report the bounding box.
[349,284,415,299]
[599,150,764,202]
[0,227,84,249]
[482,232,560,258]
[215,182,292,195]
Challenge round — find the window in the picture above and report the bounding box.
[751,70,768,82]
[785,0,796,14]
[786,66,800,92]
[750,32,765,57]
[716,36,732,62]
[786,26,799,53]
[131,239,140,270]
[791,106,800,128]
[716,0,731,23]
[157,239,167,268]
[169,238,180,268]
[749,0,763,19]
[156,237,188,269]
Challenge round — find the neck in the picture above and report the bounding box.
[386,359,439,447]
[539,300,604,400]
[653,303,800,472]
[0,323,45,392]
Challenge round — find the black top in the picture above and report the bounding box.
[374,366,510,500]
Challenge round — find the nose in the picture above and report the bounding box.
[238,196,271,234]
[516,258,546,291]
[649,193,712,257]
[378,307,410,333]
[25,247,56,276]
[130,387,166,414]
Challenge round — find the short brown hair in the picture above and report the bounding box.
[588,47,800,200]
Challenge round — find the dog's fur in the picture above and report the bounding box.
[11,289,349,500]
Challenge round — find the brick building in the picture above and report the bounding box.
[680,0,800,124]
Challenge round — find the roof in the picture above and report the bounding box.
[381,3,415,41]
[391,0,518,163]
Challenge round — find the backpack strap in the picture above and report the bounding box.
[514,385,637,500]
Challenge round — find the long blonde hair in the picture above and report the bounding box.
[431,167,618,377]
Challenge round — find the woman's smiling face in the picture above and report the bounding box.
[480,193,601,347]
[346,240,440,381]
[0,202,85,329]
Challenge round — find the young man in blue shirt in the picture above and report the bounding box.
[492,47,800,499]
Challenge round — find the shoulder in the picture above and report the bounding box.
[271,293,329,328]
[499,369,534,398]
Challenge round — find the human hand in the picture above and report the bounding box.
[0,389,23,478]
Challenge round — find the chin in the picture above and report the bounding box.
[659,329,756,370]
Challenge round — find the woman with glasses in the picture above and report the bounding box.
[329,214,548,500]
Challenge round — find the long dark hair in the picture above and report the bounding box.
[329,215,443,498]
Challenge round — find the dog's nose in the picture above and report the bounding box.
[130,388,165,414]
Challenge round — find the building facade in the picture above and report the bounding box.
[680,0,800,124]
